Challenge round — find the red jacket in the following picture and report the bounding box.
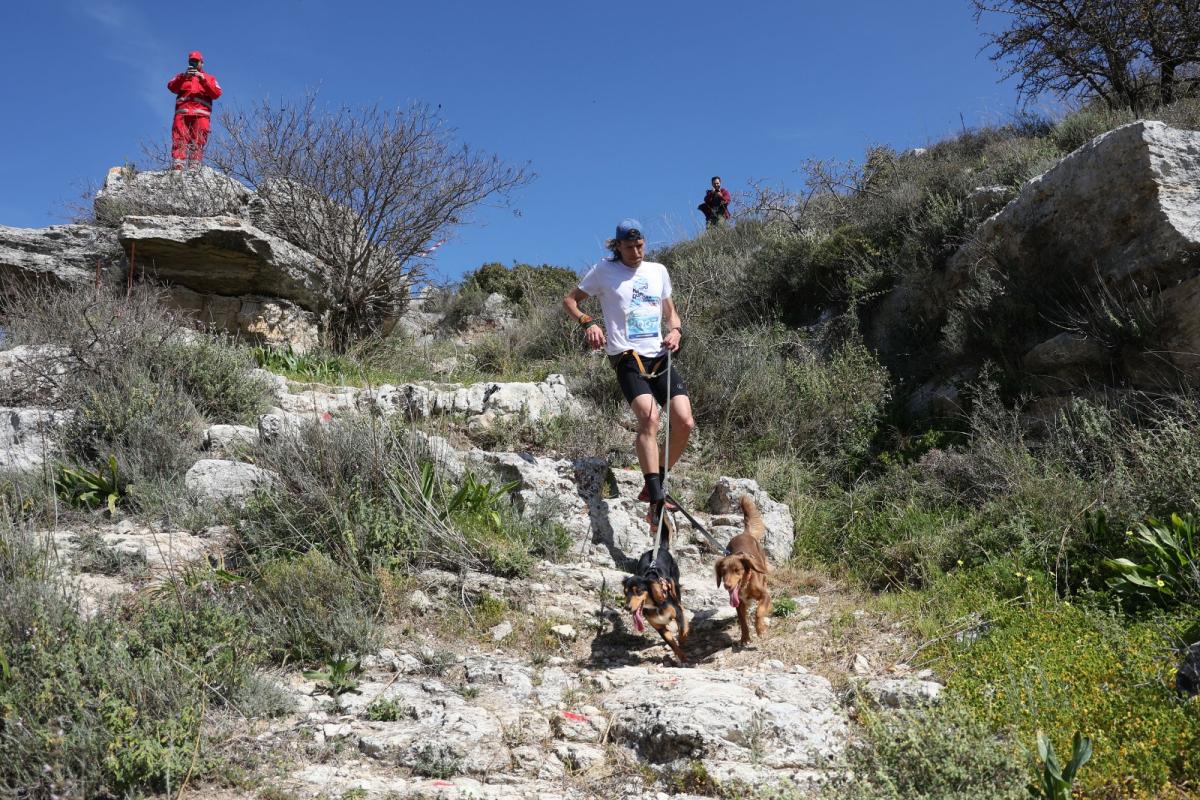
[703,187,732,219]
[167,70,222,116]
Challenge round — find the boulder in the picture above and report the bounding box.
[946,121,1200,294]
[604,666,845,781]
[467,450,591,542]
[706,477,795,562]
[1022,332,1110,388]
[165,286,319,353]
[184,458,277,504]
[93,166,250,226]
[117,215,326,311]
[0,224,123,295]
[201,424,260,452]
[0,345,71,405]
[0,407,68,471]
[966,184,1012,217]
[1158,274,1200,380]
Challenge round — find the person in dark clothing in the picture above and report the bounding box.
[698,175,731,227]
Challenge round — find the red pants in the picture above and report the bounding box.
[171,114,211,164]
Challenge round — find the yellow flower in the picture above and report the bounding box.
[956,559,964,567]
[1156,579,1165,588]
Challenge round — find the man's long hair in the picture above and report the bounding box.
[604,238,623,262]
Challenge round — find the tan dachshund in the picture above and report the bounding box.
[714,495,772,646]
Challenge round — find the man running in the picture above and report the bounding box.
[563,219,696,518]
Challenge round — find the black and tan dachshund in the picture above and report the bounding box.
[622,544,689,664]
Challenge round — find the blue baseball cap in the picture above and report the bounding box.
[615,219,644,241]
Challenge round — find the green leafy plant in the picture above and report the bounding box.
[365,697,411,721]
[54,456,126,515]
[772,596,798,617]
[303,656,363,698]
[1028,731,1092,800]
[408,462,518,529]
[1105,513,1199,607]
[252,345,360,385]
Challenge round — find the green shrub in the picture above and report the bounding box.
[824,702,1026,800]
[1051,106,1138,153]
[462,261,579,306]
[679,323,890,477]
[0,525,258,797]
[167,335,267,423]
[1,285,268,496]
[54,455,126,515]
[65,368,199,484]
[1029,730,1093,800]
[250,550,379,665]
[943,601,1200,797]
[252,344,366,386]
[239,416,568,578]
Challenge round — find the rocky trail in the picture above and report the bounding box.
[17,365,945,800]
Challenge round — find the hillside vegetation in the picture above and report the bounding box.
[1,99,1199,799]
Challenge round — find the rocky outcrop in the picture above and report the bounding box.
[93,165,251,226]
[0,407,68,471]
[706,477,795,563]
[604,665,846,785]
[167,286,319,353]
[895,120,1200,407]
[946,121,1200,294]
[0,224,122,295]
[1022,332,1111,389]
[118,215,326,310]
[358,374,582,428]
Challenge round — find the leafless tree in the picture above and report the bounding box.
[971,0,1200,112]
[1134,0,1200,103]
[210,95,531,349]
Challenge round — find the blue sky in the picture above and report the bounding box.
[0,1,1026,281]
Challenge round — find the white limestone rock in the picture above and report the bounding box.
[184,458,277,505]
[0,407,68,472]
[706,477,795,562]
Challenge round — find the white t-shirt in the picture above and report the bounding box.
[578,258,673,357]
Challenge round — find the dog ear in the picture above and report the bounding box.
[715,559,724,588]
[663,578,679,601]
[742,553,769,574]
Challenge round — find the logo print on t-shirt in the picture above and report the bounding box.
[627,276,660,340]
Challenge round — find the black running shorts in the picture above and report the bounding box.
[610,352,689,406]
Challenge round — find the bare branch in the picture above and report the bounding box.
[209,94,533,349]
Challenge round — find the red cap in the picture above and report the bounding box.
[188,50,204,61]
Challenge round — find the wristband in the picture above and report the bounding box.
[669,326,683,336]
[578,314,594,327]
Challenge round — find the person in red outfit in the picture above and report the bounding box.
[698,176,731,227]
[167,51,222,169]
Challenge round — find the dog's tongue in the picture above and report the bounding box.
[633,607,645,632]
[729,585,740,608]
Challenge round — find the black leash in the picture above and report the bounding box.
[665,492,730,555]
